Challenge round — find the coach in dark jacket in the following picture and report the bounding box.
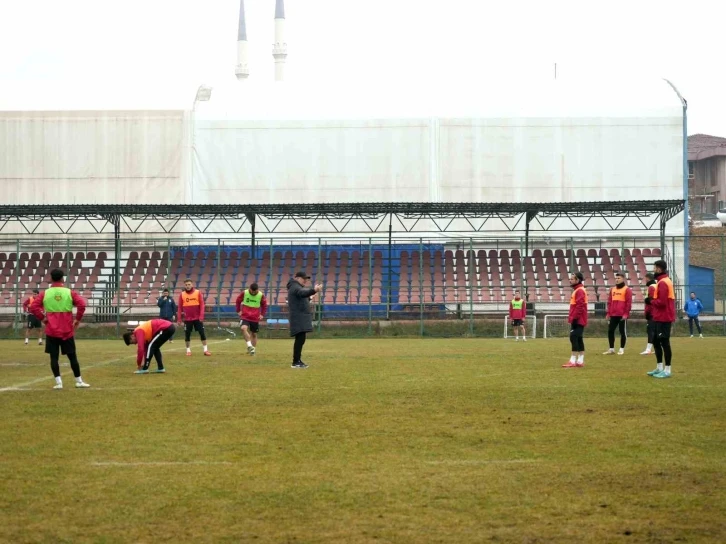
[287,271,322,369]
[157,289,177,321]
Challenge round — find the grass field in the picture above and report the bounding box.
[1,336,725,543]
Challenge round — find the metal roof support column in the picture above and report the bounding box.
[387,213,393,320]
[245,213,256,256]
[113,216,121,338]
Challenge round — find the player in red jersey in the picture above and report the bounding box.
[23,289,44,345]
[563,272,588,368]
[123,319,176,373]
[508,290,527,342]
[177,279,210,356]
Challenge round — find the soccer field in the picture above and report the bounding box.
[1,337,725,543]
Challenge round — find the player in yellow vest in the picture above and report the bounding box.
[235,283,268,355]
[28,268,90,389]
[508,290,527,341]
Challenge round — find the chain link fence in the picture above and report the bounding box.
[1,233,724,339]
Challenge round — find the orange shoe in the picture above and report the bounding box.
[562,362,579,368]
[204,351,212,356]
[186,351,192,357]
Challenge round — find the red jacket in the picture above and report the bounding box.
[29,282,86,340]
[606,284,632,319]
[508,297,526,320]
[178,288,205,322]
[23,296,36,313]
[650,273,676,323]
[568,283,588,326]
[235,291,268,323]
[644,281,656,318]
[133,319,173,366]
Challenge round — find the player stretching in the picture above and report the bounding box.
[603,271,632,355]
[235,282,268,355]
[563,272,588,368]
[23,289,43,345]
[177,279,211,356]
[640,272,656,355]
[509,290,527,341]
[647,260,676,378]
[123,319,176,374]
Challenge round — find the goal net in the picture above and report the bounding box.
[503,315,537,339]
[543,315,570,339]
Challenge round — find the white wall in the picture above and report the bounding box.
[0,110,186,205]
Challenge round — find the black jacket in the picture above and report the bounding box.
[286,278,316,336]
[157,295,177,320]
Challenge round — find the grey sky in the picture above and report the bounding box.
[0,0,722,136]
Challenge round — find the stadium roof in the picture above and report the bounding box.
[0,200,685,237]
[688,134,726,161]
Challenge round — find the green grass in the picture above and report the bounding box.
[1,337,725,543]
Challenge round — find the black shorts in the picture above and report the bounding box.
[654,322,672,340]
[240,320,260,333]
[27,315,42,329]
[45,336,76,358]
[511,319,523,327]
[184,320,207,341]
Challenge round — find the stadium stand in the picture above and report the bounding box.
[0,245,664,316]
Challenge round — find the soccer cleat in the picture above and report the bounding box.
[247,345,256,354]
[523,337,527,342]
[291,361,309,369]
[150,369,166,374]
[562,362,580,368]
[690,335,693,338]
[204,351,212,357]
[699,334,703,338]
[186,352,192,356]
[646,368,662,376]
[640,350,652,355]
[617,349,625,356]
[602,350,615,355]
[134,369,149,374]
[53,383,63,390]
[515,338,519,342]
[652,371,671,379]
[75,381,90,388]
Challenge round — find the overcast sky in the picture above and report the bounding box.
[0,0,723,136]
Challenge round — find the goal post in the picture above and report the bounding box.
[504,315,537,339]
[543,314,628,338]
[543,314,569,339]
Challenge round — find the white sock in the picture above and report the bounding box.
[55,376,62,385]
[569,355,576,363]
[646,343,652,351]
[657,362,664,371]
[75,376,83,384]
[203,346,209,353]
[25,338,29,344]
[186,348,191,353]
[577,354,584,364]
[246,340,252,347]
[664,366,671,375]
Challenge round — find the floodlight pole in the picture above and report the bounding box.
[663,78,689,292]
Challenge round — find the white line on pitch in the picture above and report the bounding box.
[0,339,233,392]
[90,461,234,467]
[426,459,541,465]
